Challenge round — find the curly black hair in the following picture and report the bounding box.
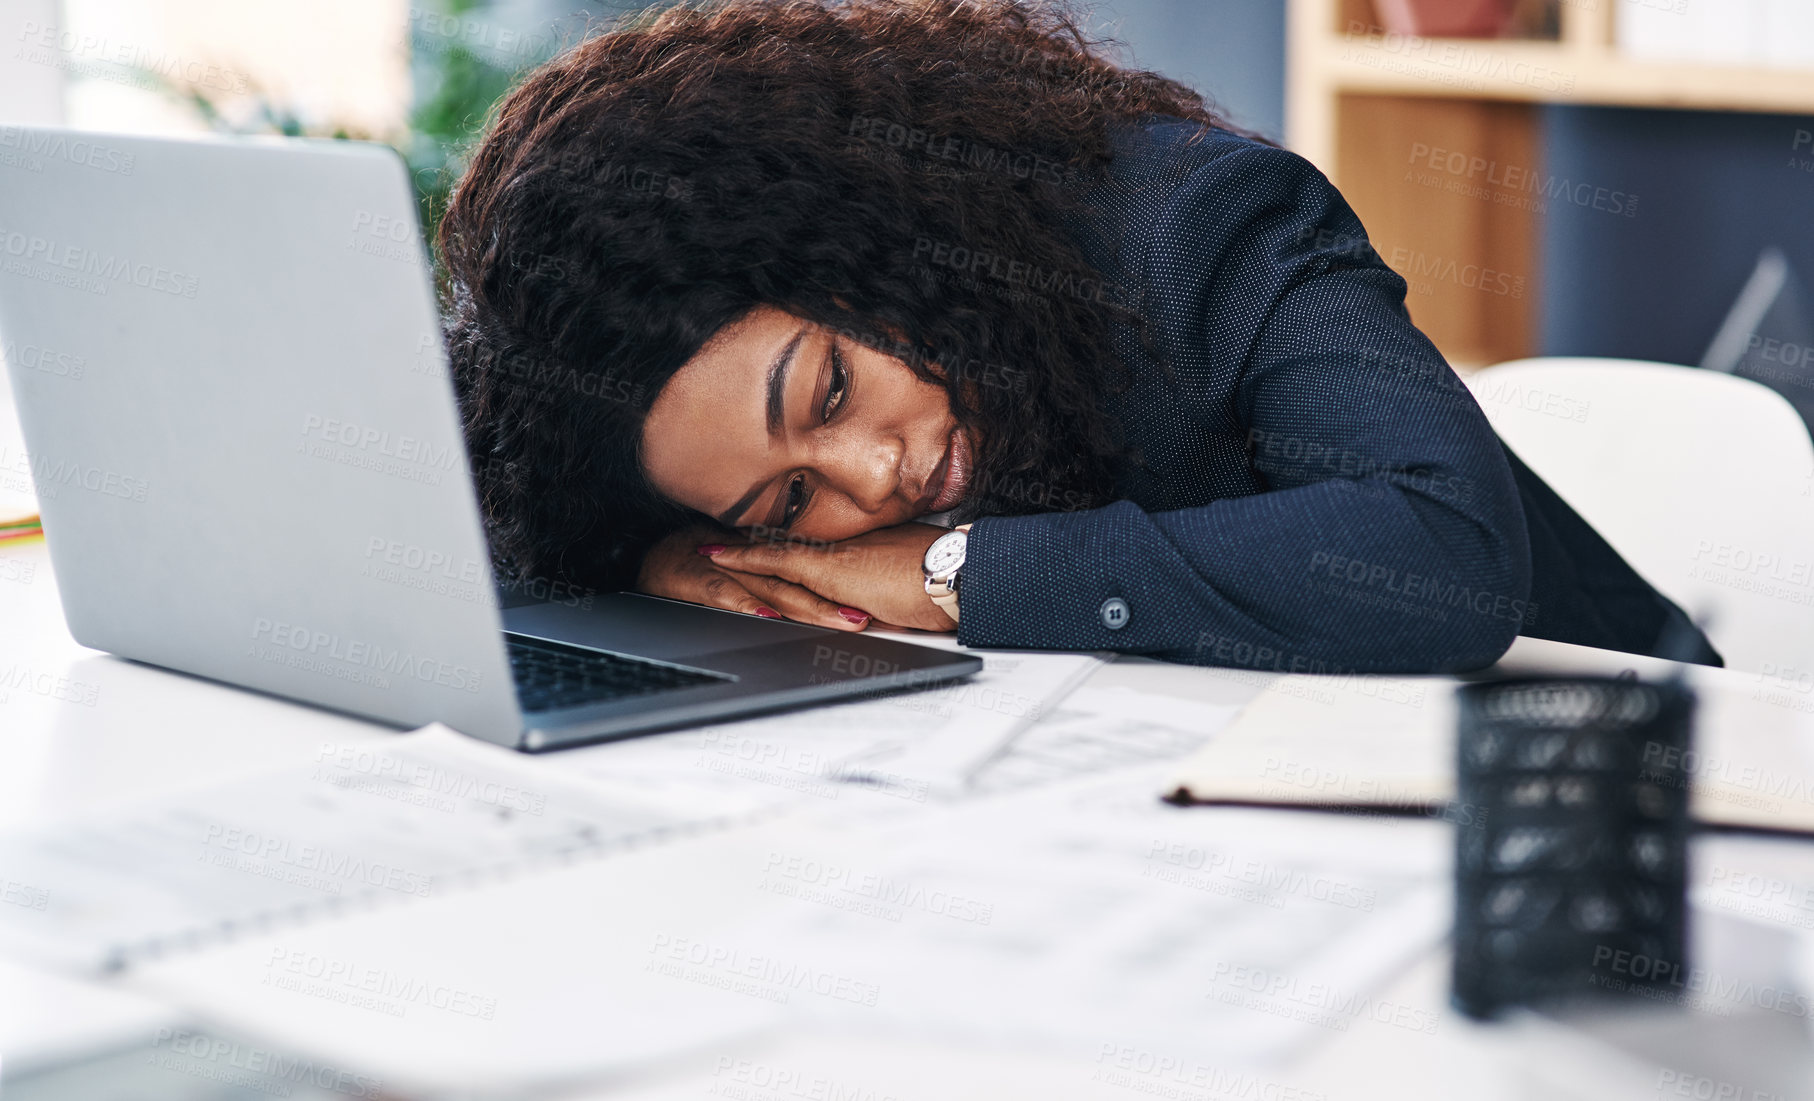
[438,0,1241,591]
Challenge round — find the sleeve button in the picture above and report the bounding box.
[1099,597,1131,630]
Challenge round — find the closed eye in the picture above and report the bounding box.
[780,472,811,528]
[767,338,844,532]
[820,342,849,423]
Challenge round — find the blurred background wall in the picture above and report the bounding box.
[1092,0,1286,140]
[1539,105,1814,367]
[2,0,1810,374]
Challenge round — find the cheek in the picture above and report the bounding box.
[791,492,909,543]
[792,504,884,544]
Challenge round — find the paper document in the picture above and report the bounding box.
[0,724,732,973]
[833,644,1105,791]
[732,766,1452,1067]
[973,684,1241,793]
[1165,667,1814,834]
[560,646,1105,804]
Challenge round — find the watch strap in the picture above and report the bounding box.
[925,524,971,625]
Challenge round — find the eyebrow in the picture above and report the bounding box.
[714,322,808,528]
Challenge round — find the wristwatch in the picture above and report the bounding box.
[922,524,971,625]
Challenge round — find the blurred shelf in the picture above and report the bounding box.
[1287,0,1814,367]
[1320,37,1814,115]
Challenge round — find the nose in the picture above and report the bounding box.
[826,432,905,515]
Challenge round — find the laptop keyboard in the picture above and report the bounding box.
[505,633,728,713]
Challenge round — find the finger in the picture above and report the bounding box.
[736,573,870,632]
[685,569,782,620]
[706,541,808,584]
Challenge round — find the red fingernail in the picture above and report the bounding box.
[697,544,725,556]
[754,606,782,619]
[838,607,869,623]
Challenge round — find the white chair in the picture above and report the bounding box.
[1463,357,1814,676]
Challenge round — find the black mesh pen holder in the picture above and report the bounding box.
[1451,675,1695,1021]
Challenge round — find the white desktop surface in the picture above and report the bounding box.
[5,521,1814,1099]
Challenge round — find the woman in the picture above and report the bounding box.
[438,0,1718,674]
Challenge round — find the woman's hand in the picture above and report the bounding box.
[635,522,874,631]
[705,522,957,633]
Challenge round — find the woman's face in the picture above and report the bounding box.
[640,305,978,542]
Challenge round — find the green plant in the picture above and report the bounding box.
[130,0,609,249]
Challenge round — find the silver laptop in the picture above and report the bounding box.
[0,126,980,750]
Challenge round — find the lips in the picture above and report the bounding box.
[926,426,972,513]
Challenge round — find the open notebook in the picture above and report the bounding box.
[1164,658,1814,836]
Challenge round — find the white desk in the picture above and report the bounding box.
[5,524,1814,1101]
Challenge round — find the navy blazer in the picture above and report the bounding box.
[955,117,1720,674]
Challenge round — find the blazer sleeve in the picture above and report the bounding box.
[953,140,1533,674]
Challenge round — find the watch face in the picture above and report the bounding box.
[924,530,967,575]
